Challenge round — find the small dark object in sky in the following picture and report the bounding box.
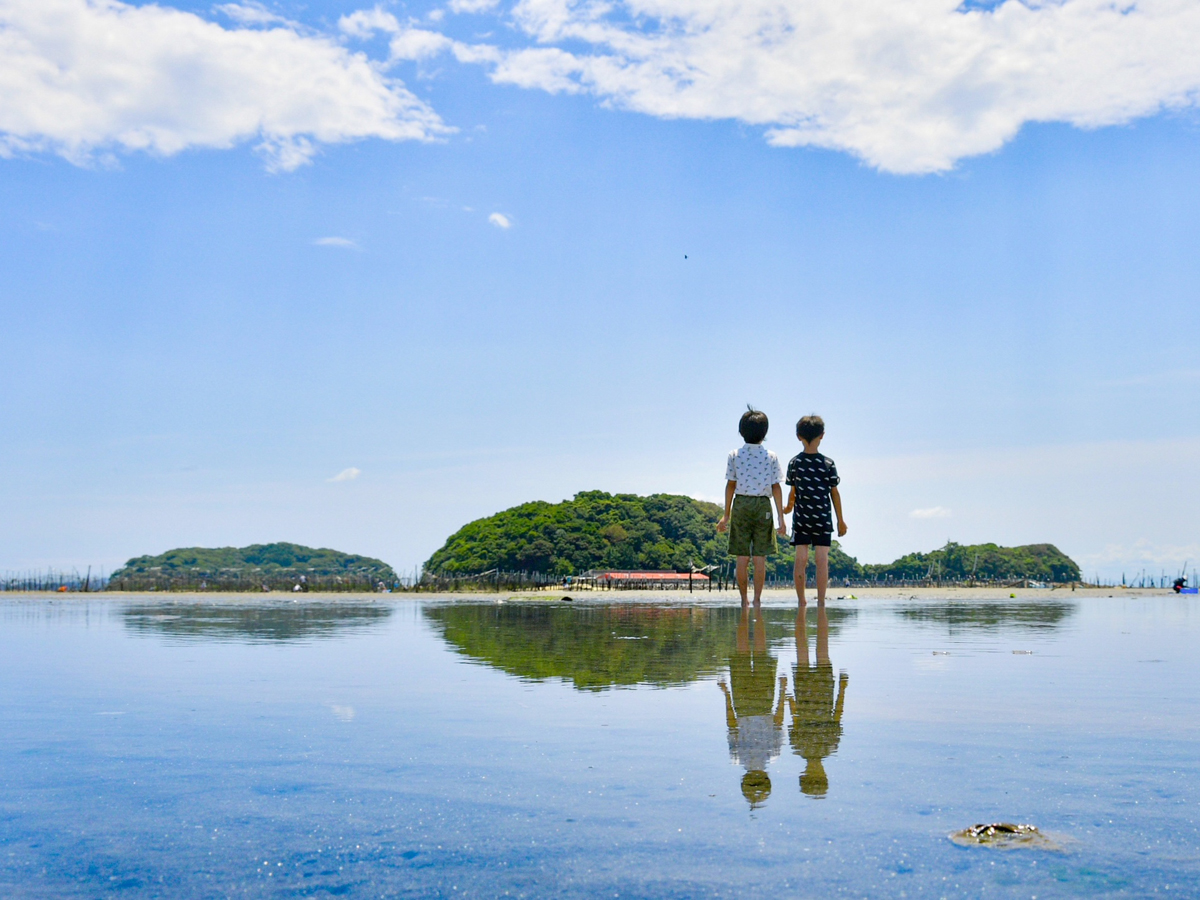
[684,254,688,259]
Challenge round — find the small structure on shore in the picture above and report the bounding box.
[594,570,711,590]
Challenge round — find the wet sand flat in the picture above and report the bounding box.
[2,591,1198,897]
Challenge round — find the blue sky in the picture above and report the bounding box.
[2,0,1199,580]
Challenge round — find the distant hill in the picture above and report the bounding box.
[109,542,397,591]
[863,542,1079,583]
[424,492,1081,584]
[423,490,862,580]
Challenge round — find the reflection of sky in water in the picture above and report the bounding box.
[1,594,1199,896]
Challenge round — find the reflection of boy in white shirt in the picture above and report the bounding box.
[717,605,787,808]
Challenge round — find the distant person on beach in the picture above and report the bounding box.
[790,603,848,797]
[719,604,787,808]
[783,415,847,607]
[716,408,788,607]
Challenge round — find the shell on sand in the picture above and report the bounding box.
[949,823,1064,851]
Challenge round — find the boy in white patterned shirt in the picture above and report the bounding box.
[716,408,788,606]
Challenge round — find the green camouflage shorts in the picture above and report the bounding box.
[728,495,776,557]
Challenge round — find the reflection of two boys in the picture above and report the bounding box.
[719,605,848,805]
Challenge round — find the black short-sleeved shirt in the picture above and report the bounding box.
[785,452,840,535]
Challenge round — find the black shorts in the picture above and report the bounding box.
[791,532,832,547]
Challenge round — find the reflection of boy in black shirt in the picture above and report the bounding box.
[789,605,847,797]
[718,605,786,808]
[783,415,847,607]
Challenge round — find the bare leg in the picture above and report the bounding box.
[752,555,767,606]
[794,544,810,607]
[815,545,830,606]
[736,556,750,606]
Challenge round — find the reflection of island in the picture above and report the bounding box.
[426,603,760,690]
[790,605,847,797]
[122,603,392,643]
[426,604,857,691]
[897,602,1074,634]
[719,605,786,808]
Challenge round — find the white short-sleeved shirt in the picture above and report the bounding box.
[728,715,783,773]
[725,443,783,497]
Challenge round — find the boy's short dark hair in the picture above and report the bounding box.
[739,407,769,444]
[741,770,772,807]
[796,415,825,442]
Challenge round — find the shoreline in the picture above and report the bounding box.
[0,586,1179,603]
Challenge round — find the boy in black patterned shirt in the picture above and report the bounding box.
[783,415,847,607]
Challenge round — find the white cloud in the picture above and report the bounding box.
[422,0,1200,173]
[329,467,361,482]
[910,506,952,519]
[338,12,454,61]
[0,0,449,171]
[313,236,360,249]
[390,28,455,61]
[214,3,288,27]
[9,1,1200,175]
[449,0,501,14]
[488,212,512,228]
[338,7,401,39]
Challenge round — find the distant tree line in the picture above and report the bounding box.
[423,491,1081,585]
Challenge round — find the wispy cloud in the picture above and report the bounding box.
[910,506,952,519]
[11,0,1200,176]
[1077,540,1200,570]
[347,0,1200,173]
[0,0,449,171]
[214,2,289,27]
[328,467,361,482]
[312,236,360,249]
[488,212,512,229]
[450,0,501,13]
[329,704,356,722]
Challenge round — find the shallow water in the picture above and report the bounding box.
[2,592,1199,897]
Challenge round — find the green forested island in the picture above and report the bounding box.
[108,494,1081,592]
[424,491,1081,583]
[864,542,1079,583]
[109,542,397,591]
